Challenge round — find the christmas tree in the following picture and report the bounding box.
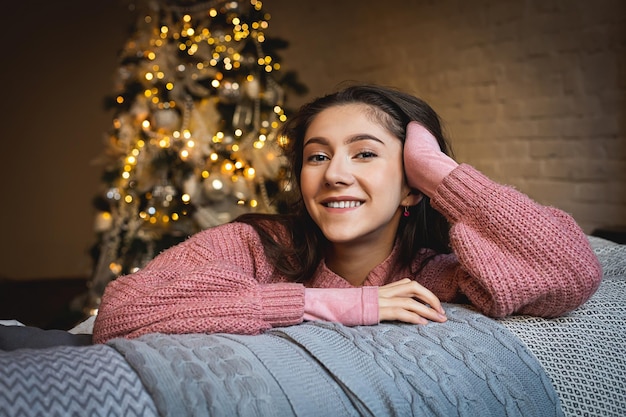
[84,0,305,315]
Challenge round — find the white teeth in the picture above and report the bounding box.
[326,201,362,208]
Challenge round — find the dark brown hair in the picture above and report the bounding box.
[235,84,452,282]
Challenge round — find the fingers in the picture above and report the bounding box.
[379,279,447,324]
[379,279,446,316]
[381,278,412,288]
[379,297,447,324]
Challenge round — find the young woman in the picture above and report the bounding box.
[92,84,602,344]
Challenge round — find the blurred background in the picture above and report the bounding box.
[1,0,624,328]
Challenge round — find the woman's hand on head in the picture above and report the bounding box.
[378,278,447,324]
[403,122,458,197]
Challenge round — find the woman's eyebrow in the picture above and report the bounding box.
[346,134,384,145]
[303,134,385,148]
[303,137,327,148]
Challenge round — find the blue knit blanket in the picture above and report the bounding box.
[106,305,561,417]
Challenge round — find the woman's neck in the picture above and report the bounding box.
[325,239,395,286]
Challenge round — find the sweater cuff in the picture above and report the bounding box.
[430,164,498,223]
[258,283,305,327]
[361,287,380,325]
[303,287,379,326]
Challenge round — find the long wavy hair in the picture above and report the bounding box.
[235,84,452,283]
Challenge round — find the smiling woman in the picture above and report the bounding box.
[90,84,601,343]
[299,103,416,282]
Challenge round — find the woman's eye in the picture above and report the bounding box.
[355,150,377,159]
[307,154,329,162]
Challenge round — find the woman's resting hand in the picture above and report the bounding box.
[378,278,448,324]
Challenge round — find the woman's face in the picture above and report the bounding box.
[300,103,413,249]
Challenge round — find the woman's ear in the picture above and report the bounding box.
[402,190,423,207]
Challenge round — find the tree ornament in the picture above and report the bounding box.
[153,109,181,131]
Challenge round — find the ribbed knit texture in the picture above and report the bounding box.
[93,164,602,343]
[428,164,602,318]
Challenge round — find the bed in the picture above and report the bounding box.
[1,236,624,417]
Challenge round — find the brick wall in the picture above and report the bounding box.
[270,0,626,233]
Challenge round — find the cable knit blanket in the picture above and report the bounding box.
[1,236,624,417]
[108,307,561,417]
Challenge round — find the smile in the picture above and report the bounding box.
[324,201,362,208]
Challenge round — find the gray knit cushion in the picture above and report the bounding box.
[0,344,158,417]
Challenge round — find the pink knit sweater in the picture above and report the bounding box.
[92,165,602,343]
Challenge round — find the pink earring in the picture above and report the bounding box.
[403,206,410,217]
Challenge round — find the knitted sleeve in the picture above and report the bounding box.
[418,164,602,318]
[92,223,305,344]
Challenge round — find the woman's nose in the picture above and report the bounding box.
[324,155,353,186]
